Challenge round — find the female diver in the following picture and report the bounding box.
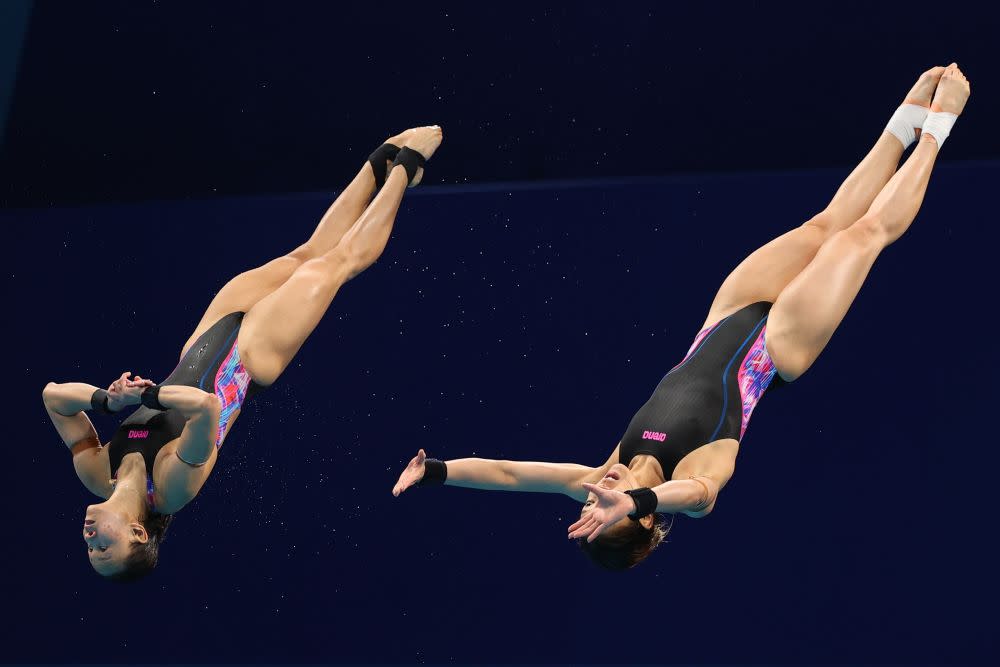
[394,65,970,570]
[43,125,443,580]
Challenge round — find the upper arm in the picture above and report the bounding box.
[499,460,597,499]
[504,442,619,501]
[173,391,221,464]
[156,393,221,512]
[43,384,112,497]
[70,441,113,498]
[156,446,217,513]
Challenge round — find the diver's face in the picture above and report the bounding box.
[83,505,146,576]
[579,463,644,535]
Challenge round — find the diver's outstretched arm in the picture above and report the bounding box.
[393,448,610,500]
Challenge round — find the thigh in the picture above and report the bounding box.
[237,250,355,386]
[180,249,309,358]
[701,219,829,328]
[766,219,885,381]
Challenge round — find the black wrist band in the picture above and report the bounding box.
[90,389,115,415]
[140,385,165,410]
[624,487,658,520]
[417,458,448,486]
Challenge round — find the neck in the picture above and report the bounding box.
[105,453,149,521]
[628,454,667,488]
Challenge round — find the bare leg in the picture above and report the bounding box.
[766,65,970,380]
[238,126,444,385]
[700,68,944,329]
[179,130,422,357]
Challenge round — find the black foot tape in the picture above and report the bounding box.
[368,143,401,191]
[392,146,427,186]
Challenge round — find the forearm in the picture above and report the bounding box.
[42,382,102,416]
[651,479,707,514]
[155,385,220,419]
[444,458,517,491]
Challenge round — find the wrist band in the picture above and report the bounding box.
[90,389,115,415]
[140,385,165,410]
[624,487,658,520]
[417,458,448,486]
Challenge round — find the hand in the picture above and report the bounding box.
[106,372,155,411]
[567,483,637,542]
[392,448,428,496]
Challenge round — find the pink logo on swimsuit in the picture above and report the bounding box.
[128,430,149,439]
[642,430,667,442]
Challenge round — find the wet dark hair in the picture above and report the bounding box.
[576,514,673,571]
[106,512,174,583]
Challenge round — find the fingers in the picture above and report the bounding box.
[417,449,427,462]
[568,515,599,540]
[588,521,610,542]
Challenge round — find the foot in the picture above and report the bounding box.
[386,125,443,186]
[900,66,945,139]
[929,62,970,116]
[902,66,946,108]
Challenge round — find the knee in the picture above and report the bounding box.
[286,243,320,264]
[335,240,378,278]
[296,251,356,295]
[803,211,836,238]
[845,214,888,247]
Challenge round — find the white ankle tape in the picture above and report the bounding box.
[922,111,958,148]
[884,104,929,149]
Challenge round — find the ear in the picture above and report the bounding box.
[639,514,655,530]
[130,522,150,544]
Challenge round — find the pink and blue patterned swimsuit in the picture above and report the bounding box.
[107,312,261,509]
[618,301,784,477]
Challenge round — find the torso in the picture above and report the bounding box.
[617,302,783,483]
[102,313,261,513]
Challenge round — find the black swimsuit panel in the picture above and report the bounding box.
[618,302,784,477]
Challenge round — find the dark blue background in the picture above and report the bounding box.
[2,1,997,664]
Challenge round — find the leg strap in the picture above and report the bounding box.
[922,111,958,148]
[392,146,427,186]
[368,143,401,191]
[884,104,929,149]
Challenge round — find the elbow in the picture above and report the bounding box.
[199,392,222,416]
[42,382,59,405]
[497,460,517,486]
[189,392,221,420]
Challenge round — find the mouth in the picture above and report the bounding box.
[603,470,621,481]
